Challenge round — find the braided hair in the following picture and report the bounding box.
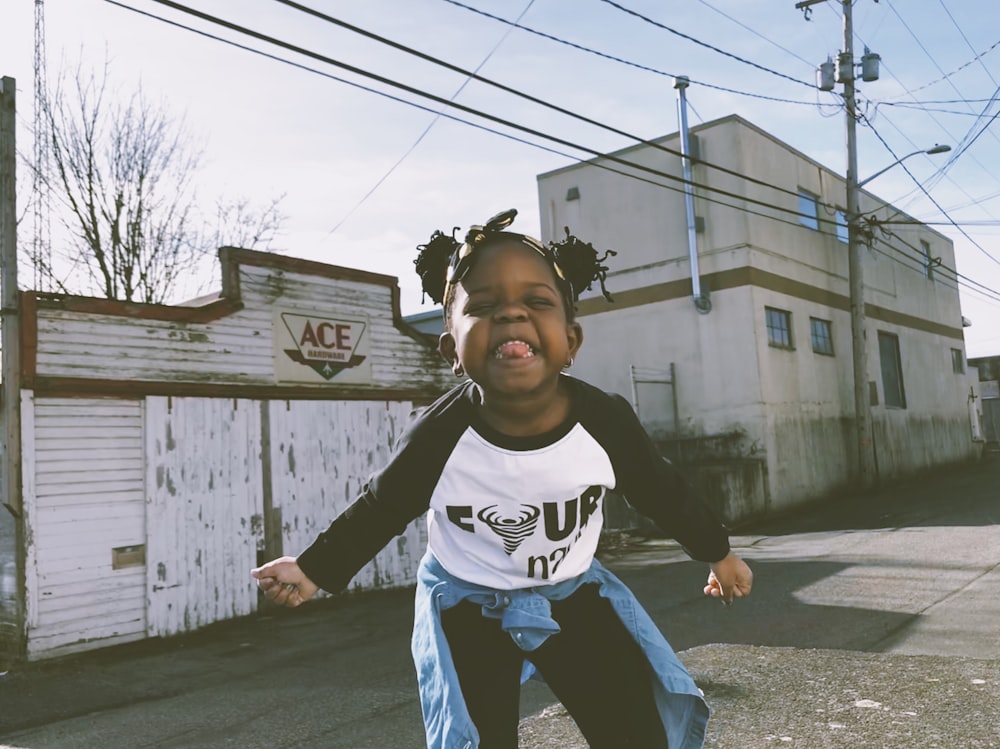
[414,209,617,324]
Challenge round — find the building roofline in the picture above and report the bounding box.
[535,112,951,244]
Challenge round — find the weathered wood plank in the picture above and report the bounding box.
[269,399,426,593]
[145,397,262,638]
[24,397,147,655]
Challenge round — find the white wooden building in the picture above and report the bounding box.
[1,248,453,661]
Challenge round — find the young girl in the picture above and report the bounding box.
[252,209,753,749]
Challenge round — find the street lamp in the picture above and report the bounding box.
[857,144,952,189]
[846,142,951,489]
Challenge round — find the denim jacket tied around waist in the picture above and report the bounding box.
[410,551,710,749]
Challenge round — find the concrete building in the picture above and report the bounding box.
[538,114,982,523]
[969,354,1000,449]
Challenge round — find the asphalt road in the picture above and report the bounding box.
[1,452,997,748]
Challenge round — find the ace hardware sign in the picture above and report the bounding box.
[275,311,372,384]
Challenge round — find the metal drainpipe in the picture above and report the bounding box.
[674,76,711,314]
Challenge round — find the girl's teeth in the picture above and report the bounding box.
[495,341,533,359]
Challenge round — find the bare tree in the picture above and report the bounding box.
[35,58,285,303]
[211,194,287,251]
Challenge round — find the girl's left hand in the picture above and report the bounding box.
[704,552,753,605]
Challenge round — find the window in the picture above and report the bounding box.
[834,209,849,244]
[920,240,934,279]
[951,348,965,374]
[878,331,906,408]
[798,190,820,230]
[766,307,793,349]
[810,317,834,355]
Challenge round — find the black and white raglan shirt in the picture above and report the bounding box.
[296,376,731,594]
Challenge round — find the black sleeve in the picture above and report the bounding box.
[579,382,731,563]
[295,385,471,593]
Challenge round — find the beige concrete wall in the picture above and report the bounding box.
[539,115,978,520]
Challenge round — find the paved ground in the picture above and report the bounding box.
[1,451,998,748]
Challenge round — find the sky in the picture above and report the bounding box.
[4,0,1000,358]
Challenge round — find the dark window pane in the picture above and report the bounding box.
[835,210,849,244]
[952,348,965,374]
[766,307,792,348]
[811,318,834,355]
[799,190,819,230]
[878,332,906,408]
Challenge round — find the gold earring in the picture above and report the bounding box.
[454,363,465,377]
[563,357,574,369]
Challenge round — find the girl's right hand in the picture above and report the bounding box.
[251,556,320,607]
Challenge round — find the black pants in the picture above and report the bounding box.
[441,584,668,749]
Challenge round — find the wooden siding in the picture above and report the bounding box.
[268,399,426,592]
[18,252,451,660]
[30,264,453,393]
[145,397,263,637]
[23,395,147,659]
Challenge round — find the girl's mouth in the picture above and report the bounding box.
[493,340,535,359]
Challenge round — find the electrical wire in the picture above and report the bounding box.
[935,2,998,87]
[820,1,1000,218]
[271,0,831,205]
[326,0,537,236]
[695,0,816,69]
[101,0,824,231]
[879,102,998,117]
[597,0,816,89]
[145,0,824,214]
[102,0,1000,306]
[885,37,1000,98]
[862,114,1000,269]
[875,228,1000,306]
[438,0,826,107]
[873,3,1000,209]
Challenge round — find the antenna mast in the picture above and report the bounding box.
[33,0,52,291]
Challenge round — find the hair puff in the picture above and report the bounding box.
[550,227,617,303]
[413,227,460,305]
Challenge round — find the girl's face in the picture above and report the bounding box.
[438,240,583,404]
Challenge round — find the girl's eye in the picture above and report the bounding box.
[465,302,494,316]
[528,297,555,308]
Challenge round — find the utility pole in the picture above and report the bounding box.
[1,75,25,660]
[841,0,877,488]
[1,77,22,517]
[799,0,877,488]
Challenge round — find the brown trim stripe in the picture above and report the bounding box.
[29,376,447,404]
[576,266,964,340]
[32,294,244,323]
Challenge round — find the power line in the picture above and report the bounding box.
[326,0,537,236]
[875,227,1000,306]
[147,0,820,213]
[102,0,812,224]
[879,102,999,117]
[885,35,1000,98]
[934,2,998,88]
[860,5,1000,216]
[696,0,816,68]
[102,0,1000,304]
[875,3,1000,211]
[438,0,825,107]
[270,0,828,205]
[597,0,815,88]
[820,1,1000,218]
[863,114,1000,269]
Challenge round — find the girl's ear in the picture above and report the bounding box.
[438,332,461,373]
[567,321,584,361]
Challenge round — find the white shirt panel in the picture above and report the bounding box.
[427,423,616,589]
